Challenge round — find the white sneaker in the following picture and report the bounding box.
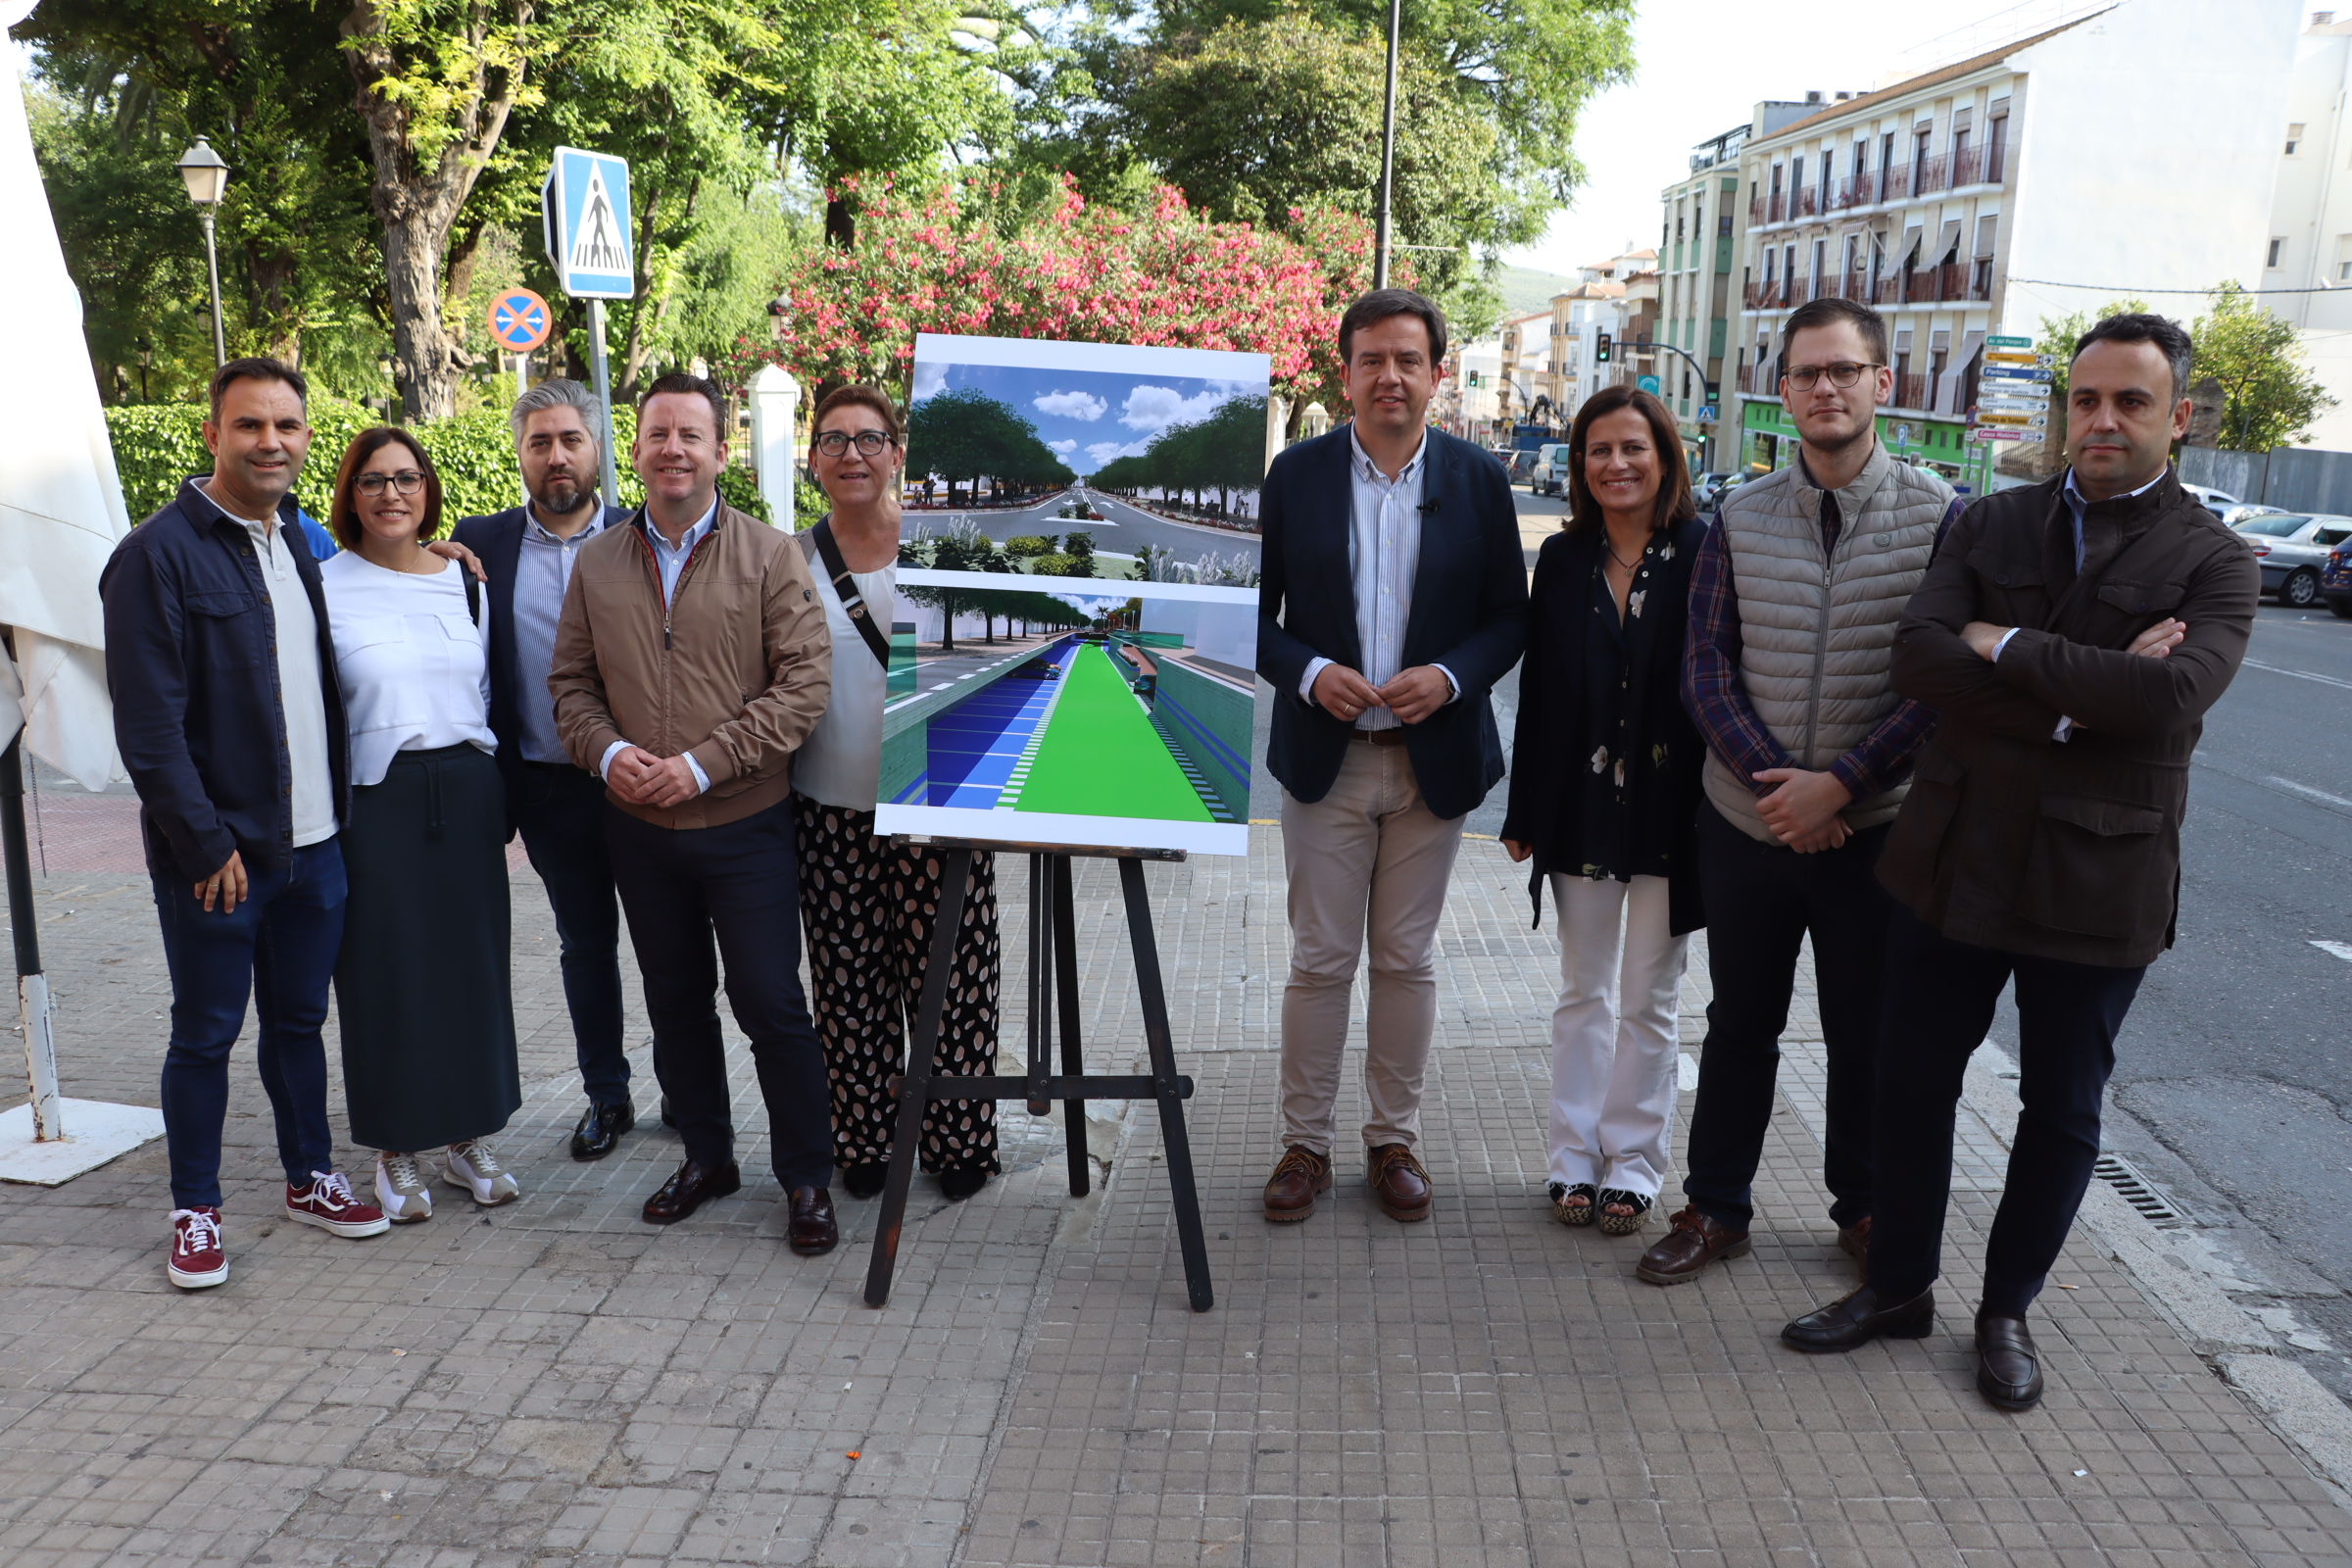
[443,1141,520,1206]
[375,1152,433,1223]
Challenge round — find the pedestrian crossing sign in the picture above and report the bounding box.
[541,147,634,299]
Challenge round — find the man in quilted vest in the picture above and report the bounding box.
[1637,298,1958,1288]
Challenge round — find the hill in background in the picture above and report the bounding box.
[1495,265,1583,319]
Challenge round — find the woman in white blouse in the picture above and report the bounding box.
[319,429,521,1222]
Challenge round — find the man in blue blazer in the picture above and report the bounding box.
[451,381,638,1160]
[1256,288,1529,1225]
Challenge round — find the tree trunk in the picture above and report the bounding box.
[343,0,530,420]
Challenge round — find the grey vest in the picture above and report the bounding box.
[1702,441,1951,843]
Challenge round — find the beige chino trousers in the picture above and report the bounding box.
[1278,739,1466,1155]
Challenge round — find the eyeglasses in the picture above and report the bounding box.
[355,470,426,496]
[1785,362,1880,391]
[814,429,894,457]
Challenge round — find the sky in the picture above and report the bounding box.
[1505,0,2098,277]
[912,361,1263,474]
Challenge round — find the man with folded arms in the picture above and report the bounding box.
[550,372,838,1252]
[1781,313,2256,1412]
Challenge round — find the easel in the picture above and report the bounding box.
[862,839,1214,1313]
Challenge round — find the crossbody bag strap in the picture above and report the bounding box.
[809,515,892,669]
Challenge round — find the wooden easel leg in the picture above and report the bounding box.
[1117,858,1214,1312]
[1053,855,1090,1197]
[863,847,971,1309]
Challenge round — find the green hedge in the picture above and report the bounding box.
[104,401,790,534]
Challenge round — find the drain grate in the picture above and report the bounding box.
[2093,1153,2183,1229]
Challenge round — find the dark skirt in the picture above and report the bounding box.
[336,742,520,1152]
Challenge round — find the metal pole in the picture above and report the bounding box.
[199,208,226,368]
[587,299,621,507]
[1373,0,1402,290]
[1,729,61,1142]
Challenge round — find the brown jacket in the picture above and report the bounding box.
[551,502,831,829]
[1876,466,2257,967]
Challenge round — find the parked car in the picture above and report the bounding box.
[2233,512,2352,608]
[1532,443,1573,497]
[2221,503,2290,526]
[1691,470,1736,508]
[2180,482,2245,515]
[2322,539,2352,618]
[1702,471,1753,515]
[1501,448,1540,483]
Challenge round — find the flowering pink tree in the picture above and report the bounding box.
[729,174,1408,416]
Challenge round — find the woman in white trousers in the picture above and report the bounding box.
[1501,386,1709,1237]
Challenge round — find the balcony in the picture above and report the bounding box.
[1793,186,1820,220]
[1894,373,1929,411]
[1746,363,1781,395]
[1879,164,1910,204]
[1835,172,1875,210]
[1912,154,1947,196]
[1742,278,1789,309]
[1951,145,1984,187]
[1749,191,1764,226]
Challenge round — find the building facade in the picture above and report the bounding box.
[1734,0,2293,487]
[2262,10,2352,452]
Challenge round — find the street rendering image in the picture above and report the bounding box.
[7,0,2352,1564]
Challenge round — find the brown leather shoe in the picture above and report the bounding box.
[1838,1216,1871,1273]
[642,1156,741,1224]
[786,1186,838,1255]
[1262,1147,1332,1223]
[1634,1205,1751,1286]
[1366,1144,1433,1222]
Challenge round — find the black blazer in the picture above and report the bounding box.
[1499,515,1709,937]
[100,477,352,880]
[451,502,633,835]
[1255,424,1529,821]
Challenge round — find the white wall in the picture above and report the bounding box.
[2000,0,2296,337]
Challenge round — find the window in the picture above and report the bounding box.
[2335,234,2352,279]
[2287,122,2307,155]
[1812,238,1827,297]
[1987,109,2009,181]
[2269,236,2286,269]
[1719,212,1733,237]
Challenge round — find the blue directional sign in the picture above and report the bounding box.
[1638,374,1661,394]
[541,147,635,299]
[1982,366,2053,383]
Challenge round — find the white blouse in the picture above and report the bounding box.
[319,552,495,787]
[792,558,894,810]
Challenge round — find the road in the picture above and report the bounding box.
[906,486,1261,573]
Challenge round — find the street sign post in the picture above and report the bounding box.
[542,147,635,508]
[1696,405,1717,423]
[1982,365,2054,384]
[1987,334,2034,350]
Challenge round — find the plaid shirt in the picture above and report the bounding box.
[1680,496,1965,803]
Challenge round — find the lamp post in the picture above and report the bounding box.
[1372,0,1401,289]
[174,137,230,368]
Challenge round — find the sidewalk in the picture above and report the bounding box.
[3,817,2350,1567]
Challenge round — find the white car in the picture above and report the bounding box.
[1531,443,1573,497]
[2179,482,2244,515]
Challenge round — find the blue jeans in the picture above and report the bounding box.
[517,763,627,1105]
[151,838,346,1207]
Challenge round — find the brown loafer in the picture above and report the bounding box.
[1366,1144,1433,1222]
[1838,1216,1872,1272]
[1634,1204,1751,1286]
[643,1156,741,1224]
[787,1186,838,1255]
[1262,1146,1333,1223]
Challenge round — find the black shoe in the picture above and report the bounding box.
[787,1187,838,1254]
[1781,1286,1936,1352]
[642,1156,741,1224]
[938,1167,990,1201]
[1975,1311,2044,1410]
[569,1098,636,1161]
[840,1162,890,1200]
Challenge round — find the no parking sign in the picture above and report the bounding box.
[488,287,553,353]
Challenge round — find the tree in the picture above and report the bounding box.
[2192,283,2337,453]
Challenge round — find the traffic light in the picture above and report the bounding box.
[1595,332,1613,365]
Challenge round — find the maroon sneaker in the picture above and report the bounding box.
[168,1206,227,1290]
[285,1170,391,1238]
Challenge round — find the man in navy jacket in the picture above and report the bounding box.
[100,357,388,1291]
[451,380,638,1160]
[1256,288,1528,1225]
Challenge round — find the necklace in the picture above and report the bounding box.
[1604,542,1642,572]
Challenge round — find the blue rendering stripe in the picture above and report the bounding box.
[1155,692,1250,780]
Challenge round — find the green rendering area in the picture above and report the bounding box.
[1015,643,1211,823]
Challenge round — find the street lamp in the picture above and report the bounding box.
[174,137,229,368]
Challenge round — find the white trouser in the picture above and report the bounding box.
[1546,873,1689,1195]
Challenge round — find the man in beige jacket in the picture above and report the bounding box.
[550,372,838,1252]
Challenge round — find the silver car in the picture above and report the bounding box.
[2233,513,2352,608]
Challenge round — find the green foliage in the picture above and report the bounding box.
[1090,395,1265,508]
[714,465,772,524]
[906,387,1076,501]
[2191,283,2337,452]
[1029,553,1082,576]
[1003,534,1057,558]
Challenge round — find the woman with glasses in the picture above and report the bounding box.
[791,386,1004,1203]
[1501,386,1707,1239]
[318,428,522,1223]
